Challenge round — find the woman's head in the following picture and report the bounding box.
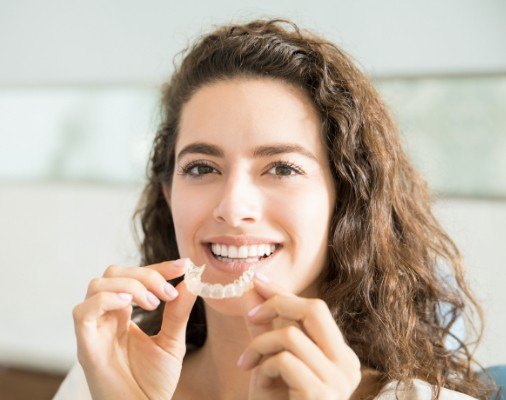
[132,18,497,399]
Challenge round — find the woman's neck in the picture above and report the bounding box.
[179,302,255,399]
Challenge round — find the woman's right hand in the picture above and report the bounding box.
[72,258,197,400]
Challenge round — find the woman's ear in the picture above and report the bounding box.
[162,184,171,208]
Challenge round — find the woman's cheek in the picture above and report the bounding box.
[287,186,333,290]
[171,192,207,255]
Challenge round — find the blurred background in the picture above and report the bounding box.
[1,0,505,398]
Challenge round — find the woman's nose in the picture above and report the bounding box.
[212,171,261,227]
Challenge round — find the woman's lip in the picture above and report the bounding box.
[203,237,282,246]
[203,244,281,275]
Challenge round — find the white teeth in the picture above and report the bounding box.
[238,246,248,258]
[211,243,220,256]
[249,245,258,257]
[210,243,279,259]
[229,246,238,258]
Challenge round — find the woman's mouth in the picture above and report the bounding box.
[203,243,282,275]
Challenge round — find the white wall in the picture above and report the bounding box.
[432,199,506,369]
[0,183,141,373]
[1,0,505,86]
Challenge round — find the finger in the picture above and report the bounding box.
[153,276,198,359]
[143,258,190,280]
[100,260,187,303]
[247,293,344,363]
[73,292,134,367]
[240,279,273,340]
[251,272,296,300]
[258,351,322,394]
[72,292,132,332]
[103,258,189,282]
[240,272,297,339]
[86,277,176,311]
[238,326,335,384]
[249,273,301,332]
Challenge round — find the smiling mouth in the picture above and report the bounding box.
[206,243,282,263]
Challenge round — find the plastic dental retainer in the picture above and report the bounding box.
[184,260,254,298]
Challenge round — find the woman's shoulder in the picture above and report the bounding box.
[375,378,478,400]
[52,361,92,400]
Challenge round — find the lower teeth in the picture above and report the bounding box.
[215,254,269,263]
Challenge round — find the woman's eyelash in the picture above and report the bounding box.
[176,159,305,179]
[268,160,305,177]
[176,160,215,179]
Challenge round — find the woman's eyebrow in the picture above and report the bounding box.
[176,141,318,162]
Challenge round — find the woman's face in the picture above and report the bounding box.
[163,78,335,314]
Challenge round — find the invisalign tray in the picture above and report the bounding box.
[184,260,254,298]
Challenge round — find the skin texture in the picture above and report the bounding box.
[162,78,362,399]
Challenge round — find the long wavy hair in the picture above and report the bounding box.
[129,18,499,399]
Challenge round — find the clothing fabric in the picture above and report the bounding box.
[375,379,477,400]
[52,360,478,400]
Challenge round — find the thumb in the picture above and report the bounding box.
[154,271,198,358]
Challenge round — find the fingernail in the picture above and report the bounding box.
[163,283,179,299]
[147,291,160,307]
[254,272,269,283]
[248,305,261,318]
[237,353,245,368]
[174,258,190,268]
[118,292,132,302]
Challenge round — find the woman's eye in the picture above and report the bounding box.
[184,164,214,177]
[266,164,298,177]
[188,164,214,176]
[267,161,304,178]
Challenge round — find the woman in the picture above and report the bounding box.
[54,18,499,399]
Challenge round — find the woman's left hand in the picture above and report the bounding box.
[239,273,362,400]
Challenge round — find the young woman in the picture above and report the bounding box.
[54,18,499,400]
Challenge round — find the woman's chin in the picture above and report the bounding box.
[202,294,250,316]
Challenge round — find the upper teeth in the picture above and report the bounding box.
[211,243,278,258]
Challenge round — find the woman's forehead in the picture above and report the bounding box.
[177,79,324,160]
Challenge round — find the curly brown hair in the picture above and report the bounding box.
[129,17,499,399]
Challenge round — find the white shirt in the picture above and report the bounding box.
[52,361,478,400]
